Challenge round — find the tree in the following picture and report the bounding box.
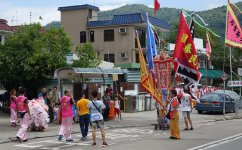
[72,43,100,68]
[0,24,71,97]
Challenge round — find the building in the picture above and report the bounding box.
[0,19,13,45]
[58,4,171,65]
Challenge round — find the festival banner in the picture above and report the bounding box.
[206,31,212,60]
[154,55,172,91]
[225,1,242,49]
[173,11,201,86]
[135,31,162,107]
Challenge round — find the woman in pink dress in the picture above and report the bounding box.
[10,89,17,127]
[16,88,31,142]
[58,89,75,142]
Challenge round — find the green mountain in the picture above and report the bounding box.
[45,2,242,39]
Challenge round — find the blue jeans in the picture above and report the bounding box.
[79,114,90,138]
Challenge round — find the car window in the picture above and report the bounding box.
[225,95,232,101]
[200,94,221,101]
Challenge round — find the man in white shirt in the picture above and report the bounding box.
[180,88,193,130]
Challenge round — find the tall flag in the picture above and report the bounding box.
[225,1,242,49]
[136,31,163,107]
[146,13,158,71]
[173,11,201,87]
[154,0,160,14]
[206,31,212,60]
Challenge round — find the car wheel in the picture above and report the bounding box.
[197,110,203,114]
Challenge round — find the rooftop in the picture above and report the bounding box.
[87,13,171,30]
[0,19,13,32]
[58,4,100,12]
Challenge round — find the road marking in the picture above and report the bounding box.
[112,128,153,134]
[14,144,43,148]
[153,133,166,136]
[187,133,242,150]
[13,128,152,149]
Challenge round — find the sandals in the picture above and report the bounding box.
[183,128,189,131]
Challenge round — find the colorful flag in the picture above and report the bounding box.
[136,31,163,107]
[190,18,195,39]
[173,11,201,86]
[154,0,160,14]
[206,31,212,60]
[146,13,158,71]
[225,1,242,49]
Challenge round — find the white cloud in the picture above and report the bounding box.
[148,4,154,8]
[99,3,127,11]
[2,6,59,26]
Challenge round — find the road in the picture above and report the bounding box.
[1,119,242,150]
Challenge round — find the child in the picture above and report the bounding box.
[58,89,75,142]
[114,96,120,121]
[10,89,17,127]
[53,103,59,124]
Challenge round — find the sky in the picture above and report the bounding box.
[0,0,241,26]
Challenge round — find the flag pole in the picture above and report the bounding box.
[206,56,208,85]
[229,47,233,90]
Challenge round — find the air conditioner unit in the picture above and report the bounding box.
[120,52,127,59]
[119,27,127,33]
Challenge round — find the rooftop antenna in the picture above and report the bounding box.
[16,10,18,25]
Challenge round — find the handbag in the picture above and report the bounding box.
[166,105,171,120]
[90,101,103,122]
[166,98,175,120]
[17,112,26,118]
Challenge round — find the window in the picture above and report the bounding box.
[80,31,86,43]
[135,29,146,48]
[104,54,115,63]
[104,29,114,42]
[90,31,94,42]
[89,9,92,19]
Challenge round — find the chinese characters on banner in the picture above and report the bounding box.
[173,11,201,85]
[154,55,172,91]
[225,2,242,49]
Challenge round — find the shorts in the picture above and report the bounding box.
[114,108,120,115]
[91,120,104,129]
[182,111,191,118]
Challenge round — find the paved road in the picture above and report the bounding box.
[2,119,242,150]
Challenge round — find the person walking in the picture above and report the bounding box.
[10,89,17,127]
[168,90,180,140]
[181,88,193,131]
[48,86,58,123]
[76,94,90,140]
[88,90,108,146]
[58,89,75,142]
[16,88,31,142]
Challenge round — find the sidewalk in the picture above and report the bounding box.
[0,110,242,144]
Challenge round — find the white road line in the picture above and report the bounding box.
[187,133,242,150]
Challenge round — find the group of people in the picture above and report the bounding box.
[9,85,122,146]
[168,84,219,140]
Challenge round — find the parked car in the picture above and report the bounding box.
[195,90,241,114]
